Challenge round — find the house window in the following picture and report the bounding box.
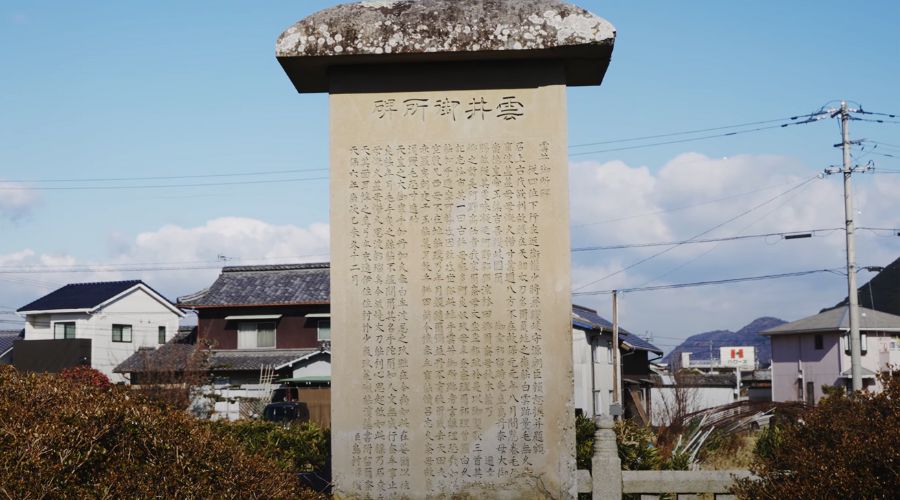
[842,333,869,355]
[238,321,276,349]
[806,381,815,405]
[814,334,824,350]
[318,320,331,342]
[54,322,76,339]
[606,340,613,364]
[112,324,132,343]
[158,326,166,344]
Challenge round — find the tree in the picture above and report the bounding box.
[734,373,900,498]
[0,366,322,499]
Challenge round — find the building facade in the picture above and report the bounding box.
[17,281,183,382]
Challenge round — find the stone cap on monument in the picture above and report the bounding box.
[276,0,616,93]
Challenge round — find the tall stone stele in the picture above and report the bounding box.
[277,1,615,498]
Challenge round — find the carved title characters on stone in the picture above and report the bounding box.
[372,96,526,122]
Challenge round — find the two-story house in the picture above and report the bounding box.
[763,305,900,404]
[136,263,333,386]
[572,304,663,424]
[16,280,184,383]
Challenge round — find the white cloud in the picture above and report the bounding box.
[0,217,331,313]
[569,153,900,348]
[0,182,39,220]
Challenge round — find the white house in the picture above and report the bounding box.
[572,304,663,422]
[17,280,184,383]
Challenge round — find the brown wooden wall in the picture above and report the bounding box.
[196,305,329,350]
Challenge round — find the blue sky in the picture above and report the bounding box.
[2,1,899,347]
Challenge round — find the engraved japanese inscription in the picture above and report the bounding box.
[331,83,575,499]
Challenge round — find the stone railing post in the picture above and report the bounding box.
[592,416,622,500]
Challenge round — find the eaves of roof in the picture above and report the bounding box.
[186,301,330,309]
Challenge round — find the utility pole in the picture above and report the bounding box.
[611,290,621,418]
[825,101,866,391]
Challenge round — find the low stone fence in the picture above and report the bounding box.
[580,417,752,499]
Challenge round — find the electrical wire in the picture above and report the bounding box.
[852,117,900,125]
[568,113,826,149]
[571,180,796,228]
[572,268,843,296]
[2,168,328,184]
[633,175,823,288]
[0,176,329,191]
[572,228,840,252]
[569,113,828,157]
[0,254,331,274]
[572,175,821,291]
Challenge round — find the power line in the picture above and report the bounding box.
[568,114,828,158]
[572,228,840,252]
[572,175,820,291]
[1,168,328,184]
[634,174,822,289]
[571,180,796,228]
[572,268,843,296]
[0,176,329,191]
[0,254,331,275]
[568,113,825,149]
[852,117,900,125]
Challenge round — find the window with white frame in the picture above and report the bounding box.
[317,320,331,342]
[842,332,869,355]
[158,326,166,344]
[112,324,132,343]
[238,321,276,349]
[54,322,76,339]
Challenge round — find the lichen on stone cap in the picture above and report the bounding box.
[276,0,615,58]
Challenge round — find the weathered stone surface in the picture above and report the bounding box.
[329,64,577,498]
[277,0,615,58]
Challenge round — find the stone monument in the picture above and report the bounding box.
[277,1,615,498]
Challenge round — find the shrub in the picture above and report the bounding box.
[0,366,321,499]
[575,413,596,469]
[574,414,661,471]
[58,365,111,389]
[209,419,330,473]
[616,419,662,471]
[734,373,900,498]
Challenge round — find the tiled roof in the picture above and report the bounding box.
[761,306,900,335]
[572,304,663,355]
[178,263,330,307]
[0,330,23,355]
[114,327,199,374]
[17,280,175,313]
[208,349,322,372]
[622,335,664,355]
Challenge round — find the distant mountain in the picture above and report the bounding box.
[661,317,786,367]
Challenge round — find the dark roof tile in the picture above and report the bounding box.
[18,280,175,313]
[179,263,330,307]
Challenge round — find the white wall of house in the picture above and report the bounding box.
[572,328,615,418]
[293,356,331,378]
[650,379,736,427]
[23,288,181,383]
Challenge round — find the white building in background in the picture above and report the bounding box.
[649,372,738,426]
[572,304,663,423]
[17,280,184,383]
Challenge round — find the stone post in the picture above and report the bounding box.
[277,2,615,498]
[592,416,622,500]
